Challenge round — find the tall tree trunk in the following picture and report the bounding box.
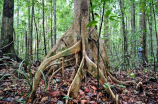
[17,0,19,55]
[131,0,136,56]
[104,19,110,50]
[24,31,28,71]
[149,1,153,57]
[29,0,135,103]
[34,17,39,60]
[30,0,34,60]
[139,0,147,63]
[119,0,127,69]
[152,0,158,64]
[54,0,56,45]
[51,0,53,48]
[0,0,18,60]
[28,0,31,59]
[43,0,47,55]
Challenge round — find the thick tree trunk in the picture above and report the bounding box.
[0,0,18,61]
[28,0,135,103]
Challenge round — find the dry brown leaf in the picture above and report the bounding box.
[49,90,60,97]
[41,96,48,102]
[84,87,90,93]
[81,100,88,104]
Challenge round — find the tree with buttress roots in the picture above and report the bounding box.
[29,0,135,103]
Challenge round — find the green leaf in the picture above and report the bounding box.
[117,84,126,88]
[109,16,117,21]
[0,74,12,80]
[17,98,23,102]
[86,21,98,28]
[0,97,3,100]
[39,69,47,92]
[17,69,31,88]
[101,0,110,2]
[63,95,73,100]
[130,73,135,78]
[105,10,111,18]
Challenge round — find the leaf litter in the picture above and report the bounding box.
[0,60,157,104]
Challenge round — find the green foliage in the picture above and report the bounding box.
[103,83,115,89]
[117,84,126,88]
[0,73,12,80]
[63,95,73,100]
[143,69,148,73]
[129,73,135,78]
[86,21,98,28]
[39,69,47,92]
[105,10,111,18]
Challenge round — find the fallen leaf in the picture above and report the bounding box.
[49,90,60,97]
[122,101,128,104]
[102,97,106,101]
[57,100,64,104]
[84,87,90,93]
[89,101,96,104]
[41,96,48,102]
[81,100,88,104]
[80,91,85,95]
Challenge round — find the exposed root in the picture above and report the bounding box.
[62,57,65,77]
[29,40,81,101]
[85,55,115,100]
[66,57,85,103]
[46,65,58,77]
[116,94,119,104]
[107,71,135,85]
[48,64,72,85]
[29,16,135,104]
[70,53,81,80]
[46,56,75,76]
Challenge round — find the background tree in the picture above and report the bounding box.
[43,0,47,56]
[139,0,147,63]
[0,0,19,61]
[54,0,56,45]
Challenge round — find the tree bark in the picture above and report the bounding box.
[149,1,153,57]
[34,17,39,60]
[139,0,147,63]
[119,0,127,68]
[54,0,56,45]
[17,0,19,55]
[43,0,47,55]
[131,0,136,56]
[30,0,34,60]
[51,0,53,48]
[152,0,158,64]
[28,0,31,59]
[0,0,18,61]
[28,0,135,103]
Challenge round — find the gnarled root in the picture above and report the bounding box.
[29,40,81,102]
[66,57,85,103]
[29,25,134,104]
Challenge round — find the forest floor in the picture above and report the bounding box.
[0,60,157,104]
